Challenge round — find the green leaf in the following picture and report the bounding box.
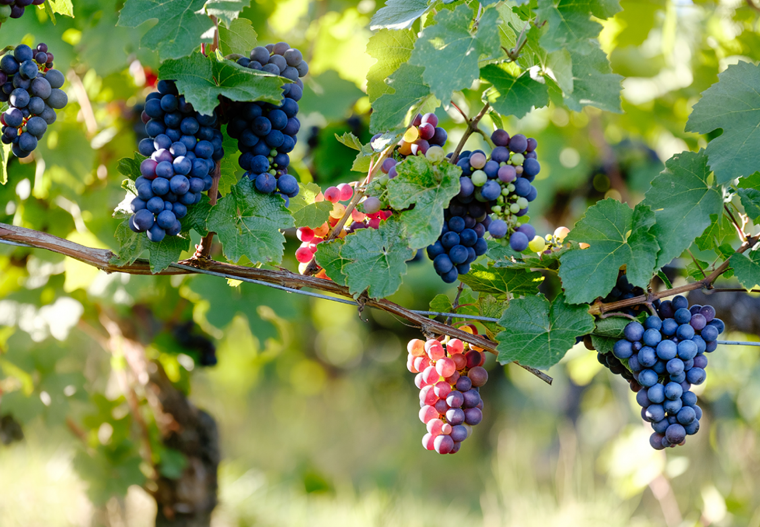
[335,132,364,151]
[180,194,211,236]
[314,239,348,286]
[147,235,191,274]
[642,150,723,270]
[341,217,415,298]
[559,199,659,304]
[590,335,617,355]
[536,0,621,55]
[0,142,10,185]
[387,156,462,248]
[459,264,544,298]
[46,0,73,17]
[476,294,506,339]
[110,220,150,267]
[370,0,431,30]
[730,249,760,291]
[686,258,710,281]
[409,5,500,106]
[157,448,187,480]
[159,52,288,116]
[695,213,734,253]
[481,64,549,119]
[207,179,294,265]
[738,188,760,222]
[370,63,436,133]
[591,316,630,338]
[496,293,595,370]
[118,154,146,182]
[205,0,251,27]
[366,29,416,104]
[563,48,622,113]
[289,183,333,228]
[217,18,257,57]
[685,61,760,185]
[218,127,240,195]
[427,290,480,321]
[657,270,673,289]
[117,0,214,60]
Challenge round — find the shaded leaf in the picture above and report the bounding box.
[459,265,544,298]
[536,0,621,55]
[481,64,549,119]
[289,183,333,228]
[314,239,348,286]
[205,0,251,27]
[563,47,622,113]
[370,63,436,133]
[217,17,257,57]
[731,249,760,291]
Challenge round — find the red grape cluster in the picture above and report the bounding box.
[407,328,488,454]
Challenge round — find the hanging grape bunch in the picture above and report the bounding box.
[0,0,44,23]
[0,43,67,158]
[128,80,222,242]
[230,42,307,204]
[407,329,488,454]
[611,295,724,449]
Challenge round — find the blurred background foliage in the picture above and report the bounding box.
[1,0,760,525]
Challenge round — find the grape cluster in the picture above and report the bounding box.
[407,329,488,454]
[130,80,221,242]
[0,0,44,22]
[0,414,23,446]
[230,42,306,204]
[456,130,540,252]
[613,295,724,449]
[295,183,392,277]
[397,113,448,159]
[172,321,217,367]
[0,44,67,158]
[603,274,651,318]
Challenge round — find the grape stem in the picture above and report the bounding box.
[445,282,466,326]
[450,102,491,164]
[686,249,707,279]
[193,160,221,260]
[589,233,760,316]
[0,222,554,385]
[724,204,747,242]
[301,142,397,276]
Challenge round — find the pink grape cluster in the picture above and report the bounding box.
[295,182,392,277]
[407,329,488,455]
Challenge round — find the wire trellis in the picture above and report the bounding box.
[1,237,759,347]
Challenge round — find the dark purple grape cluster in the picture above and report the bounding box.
[129,80,222,242]
[0,0,44,22]
[0,44,66,158]
[172,321,217,367]
[613,295,724,449]
[229,42,306,204]
[455,130,539,252]
[602,274,650,317]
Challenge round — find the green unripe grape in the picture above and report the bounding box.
[517,197,529,209]
[510,203,520,214]
[501,188,510,196]
[471,170,488,186]
[529,236,547,253]
[426,145,445,163]
[269,169,276,175]
[511,153,525,166]
[507,184,515,192]
[271,149,278,156]
[0,5,10,20]
[492,205,502,213]
[474,188,488,202]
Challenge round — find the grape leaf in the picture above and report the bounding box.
[180,194,211,236]
[46,0,73,17]
[387,156,462,248]
[476,294,506,339]
[159,52,288,116]
[559,199,658,304]
[366,29,416,104]
[563,48,622,113]
[458,265,544,298]
[642,150,723,270]
[480,64,549,119]
[686,258,711,281]
[591,316,629,339]
[205,0,251,27]
[217,18,257,57]
[0,142,11,185]
[427,289,480,321]
[370,63,436,133]
[118,154,145,182]
[535,0,621,55]
[314,239,348,286]
[147,235,191,273]
[408,5,500,106]
[207,179,294,265]
[289,183,333,228]
[341,217,415,299]
[496,293,595,370]
[685,61,760,185]
[695,213,734,252]
[738,188,760,222]
[370,0,431,30]
[730,249,760,291]
[111,220,150,267]
[218,128,240,195]
[590,335,617,355]
[335,132,363,151]
[117,0,214,60]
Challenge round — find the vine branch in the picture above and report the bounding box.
[0,222,553,385]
